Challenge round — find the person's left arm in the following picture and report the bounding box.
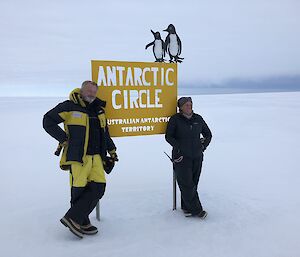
[105,121,118,161]
[201,117,212,151]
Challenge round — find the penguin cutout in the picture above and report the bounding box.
[145,30,165,62]
[163,24,184,63]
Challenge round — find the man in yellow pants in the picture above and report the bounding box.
[43,81,118,238]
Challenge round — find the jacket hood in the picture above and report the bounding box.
[69,88,106,108]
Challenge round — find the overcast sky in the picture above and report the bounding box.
[0,0,299,96]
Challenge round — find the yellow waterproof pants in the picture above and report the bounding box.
[70,155,106,187]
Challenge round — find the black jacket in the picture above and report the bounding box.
[165,112,212,159]
[85,100,105,155]
[43,88,116,170]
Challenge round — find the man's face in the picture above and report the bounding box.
[181,101,193,115]
[81,84,98,103]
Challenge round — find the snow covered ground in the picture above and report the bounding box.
[1,91,300,257]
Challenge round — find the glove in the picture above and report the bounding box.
[173,149,183,163]
[200,137,206,152]
[54,140,68,156]
[173,156,183,163]
[109,151,119,162]
[103,150,118,174]
[103,156,115,174]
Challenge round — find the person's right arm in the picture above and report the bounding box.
[165,116,183,162]
[165,116,179,149]
[43,102,68,143]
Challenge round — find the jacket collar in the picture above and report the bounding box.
[69,88,106,108]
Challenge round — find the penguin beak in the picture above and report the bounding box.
[151,30,155,35]
[163,28,168,32]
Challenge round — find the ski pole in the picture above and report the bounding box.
[164,152,177,210]
[173,168,176,210]
[96,201,100,221]
[164,151,173,162]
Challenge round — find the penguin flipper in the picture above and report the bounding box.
[145,42,154,50]
[161,39,166,58]
[164,36,170,56]
[178,36,182,55]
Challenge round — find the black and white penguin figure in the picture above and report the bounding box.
[145,30,165,62]
[163,24,184,63]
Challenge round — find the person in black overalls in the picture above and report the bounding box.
[165,97,212,218]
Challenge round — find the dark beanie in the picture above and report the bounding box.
[177,97,192,108]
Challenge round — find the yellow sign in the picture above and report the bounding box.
[91,60,177,137]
